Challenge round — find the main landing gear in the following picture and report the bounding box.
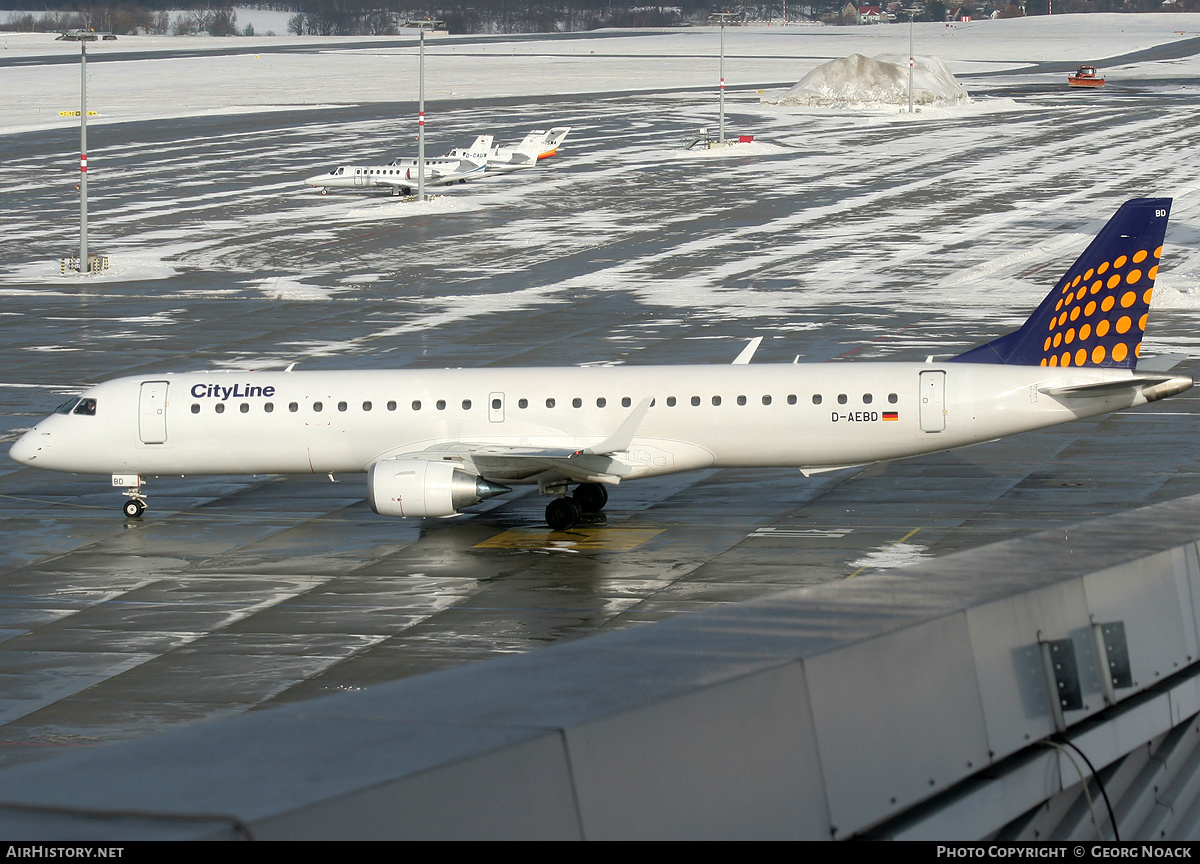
[545,482,609,531]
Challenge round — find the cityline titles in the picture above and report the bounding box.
[190,383,276,401]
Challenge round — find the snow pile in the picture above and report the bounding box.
[764,53,970,108]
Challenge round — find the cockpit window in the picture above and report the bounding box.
[54,397,81,415]
[72,398,97,416]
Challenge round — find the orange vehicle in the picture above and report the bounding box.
[1068,65,1105,88]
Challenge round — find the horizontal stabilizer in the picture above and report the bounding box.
[1137,353,1189,373]
[1039,373,1192,401]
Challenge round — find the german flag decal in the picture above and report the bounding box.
[883,412,899,421]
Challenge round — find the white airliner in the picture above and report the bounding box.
[304,135,492,196]
[8,199,1190,531]
[443,127,570,174]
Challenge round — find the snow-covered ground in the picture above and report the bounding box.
[1,15,1198,132]
[2,15,1200,369]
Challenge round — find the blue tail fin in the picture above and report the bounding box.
[951,198,1170,369]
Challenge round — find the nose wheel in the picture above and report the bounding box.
[117,476,147,519]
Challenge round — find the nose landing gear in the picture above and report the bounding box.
[544,482,610,531]
[114,474,147,519]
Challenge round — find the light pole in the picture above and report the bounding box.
[57,29,114,274]
[404,19,443,202]
[908,15,915,114]
[711,12,735,145]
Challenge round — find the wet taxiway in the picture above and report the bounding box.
[1,52,1199,767]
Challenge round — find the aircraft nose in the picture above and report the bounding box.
[7,428,44,466]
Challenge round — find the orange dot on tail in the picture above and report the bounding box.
[1061,352,1071,367]
[1127,269,1142,284]
[1135,342,1141,358]
[1121,291,1136,308]
[1097,319,1111,337]
[1092,345,1106,364]
[1139,313,1148,330]
[1075,348,1087,366]
[1107,274,1121,289]
[1143,288,1153,305]
[1154,245,1163,258]
[1049,355,1059,367]
[1113,343,1128,362]
[1114,255,1128,269]
[1149,265,1159,279]
[1098,262,1110,275]
[1080,323,1092,340]
[1133,249,1148,264]
[1116,316,1132,334]
[1101,296,1115,312]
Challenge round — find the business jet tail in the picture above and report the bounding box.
[951,198,1171,369]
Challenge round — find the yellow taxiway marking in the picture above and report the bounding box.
[475,527,664,552]
[846,527,922,579]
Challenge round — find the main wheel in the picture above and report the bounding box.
[123,499,145,518]
[572,482,608,513]
[545,496,582,531]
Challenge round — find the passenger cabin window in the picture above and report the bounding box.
[621,397,631,408]
[596,398,606,408]
[888,393,898,404]
[289,403,298,412]
[412,401,421,411]
[436,400,446,411]
[387,401,397,411]
[518,398,528,409]
[812,395,822,405]
[462,400,471,410]
[491,398,501,410]
[691,396,701,407]
[338,401,348,412]
[215,404,225,414]
[737,396,746,406]
[191,404,200,414]
[762,395,772,405]
[363,401,372,412]
[711,396,721,406]
[313,402,324,412]
[863,394,873,404]
[837,394,847,405]
[667,396,677,407]
[572,398,582,408]
[788,395,797,405]
[265,403,274,413]
[546,398,556,408]
[240,404,249,413]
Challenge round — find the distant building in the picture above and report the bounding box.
[857,4,882,23]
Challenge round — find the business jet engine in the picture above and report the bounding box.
[367,458,511,518]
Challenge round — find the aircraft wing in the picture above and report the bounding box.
[377,397,655,485]
[384,443,633,486]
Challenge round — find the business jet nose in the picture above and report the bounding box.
[7,428,44,466]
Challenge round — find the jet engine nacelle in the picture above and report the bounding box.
[367,458,510,518]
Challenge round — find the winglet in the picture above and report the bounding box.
[577,397,652,456]
[733,337,763,365]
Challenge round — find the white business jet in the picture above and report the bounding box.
[443,128,570,174]
[304,135,492,196]
[9,199,1190,531]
